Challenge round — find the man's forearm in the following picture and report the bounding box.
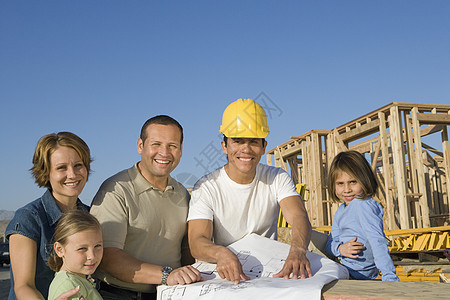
[190,235,228,263]
[100,248,163,285]
[290,215,312,252]
[279,196,311,253]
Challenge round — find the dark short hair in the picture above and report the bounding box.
[327,150,378,202]
[140,115,183,144]
[30,132,92,189]
[222,135,265,147]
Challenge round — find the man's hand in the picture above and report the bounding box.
[338,237,365,258]
[273,248,312,279]
[167,265,203,285]
[216,247,250,284]
[54,286,84,300]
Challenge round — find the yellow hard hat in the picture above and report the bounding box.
[220,98,269,138]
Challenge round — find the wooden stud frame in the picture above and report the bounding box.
[267,103,450,230]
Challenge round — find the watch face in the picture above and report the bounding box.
[161,266,173,285]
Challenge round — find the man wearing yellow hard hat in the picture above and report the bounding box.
[188,98,312,284]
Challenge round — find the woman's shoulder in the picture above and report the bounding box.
[5,191,56,238]
[8,195,46,225]
[17,195,45,212]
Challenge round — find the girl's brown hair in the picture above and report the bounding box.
[48,210,101,272]
[327,150,378,203]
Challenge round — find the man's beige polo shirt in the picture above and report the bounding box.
[90,163,190,293]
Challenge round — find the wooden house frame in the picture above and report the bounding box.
[267,102,450,230]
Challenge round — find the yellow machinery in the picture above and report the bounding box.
[386,226,450,282]
[387,226,450,252]
[278,184,308,228]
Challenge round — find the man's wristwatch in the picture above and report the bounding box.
[161,266,173,285]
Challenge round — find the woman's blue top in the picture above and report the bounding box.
[5,189,88,299]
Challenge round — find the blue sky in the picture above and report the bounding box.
[1,1,450,211]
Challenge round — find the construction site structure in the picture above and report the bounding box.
[268,102,450,231]
[269,102,450,282]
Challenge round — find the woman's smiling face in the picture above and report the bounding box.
[48,146,87,203]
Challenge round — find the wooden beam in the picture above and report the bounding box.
[301,142,307,185]
[412,107,431,227]
[288,158,299,185]
[442,126,450,217]
[389,106,411,229]
[371,139,381,171]
[333,129,349,152]
[334,103,450,135]
[422,142,444,158]
[266,152,273,166]
[379,111,397,230]
[385,225,450,236]
[305,135,318,226]
[420,124,446,137]
[338,119,380,143]
[275,147,287,171]
[301,140,313,224]
[290,129,330,140]
[416,112,450,125]
[405,113,422,227]
[311,131,325,226]
[347,124,444,156]
[322,274,450,299]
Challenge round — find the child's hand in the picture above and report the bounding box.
[54,286,84,300]
[338,237,365,258]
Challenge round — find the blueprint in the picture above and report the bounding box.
[157,234,349,300]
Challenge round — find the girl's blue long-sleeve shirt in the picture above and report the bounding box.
[325,197,399,281]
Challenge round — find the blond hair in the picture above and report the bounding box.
[48,210,101,272]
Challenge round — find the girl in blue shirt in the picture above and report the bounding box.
[325,151,399,281]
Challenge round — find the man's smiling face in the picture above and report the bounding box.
[221,137,266,183]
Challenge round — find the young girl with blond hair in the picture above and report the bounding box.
[48,210,103,300]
